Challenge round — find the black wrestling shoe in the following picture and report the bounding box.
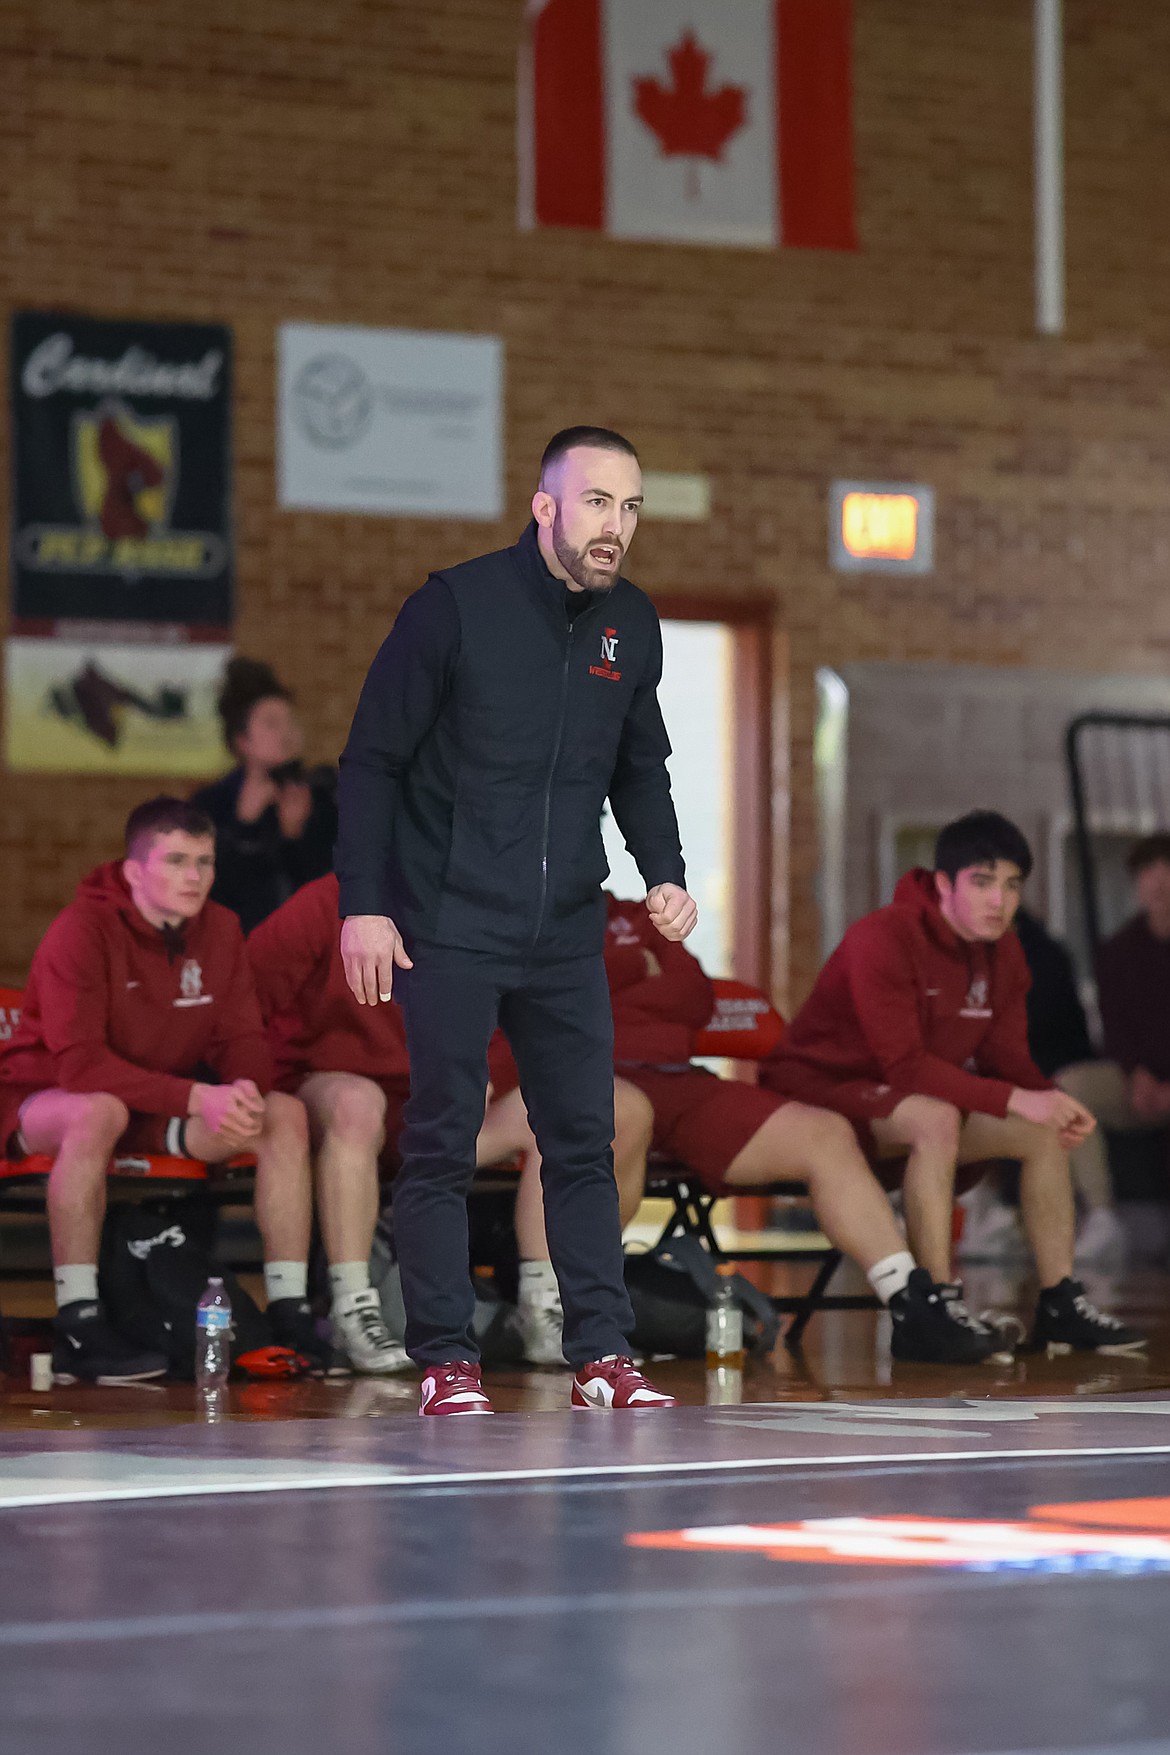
[1026,1277,1148,1356]
[889,1269,1003,1365]
[52,1300,169,1385]
[266,1297,349,1377]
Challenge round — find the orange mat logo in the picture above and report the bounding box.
[628,1499,1170,1573]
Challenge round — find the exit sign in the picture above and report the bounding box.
[829,481,934,574]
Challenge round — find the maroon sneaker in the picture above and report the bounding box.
[571,1356,678,1410]
[419,1361,493,1416]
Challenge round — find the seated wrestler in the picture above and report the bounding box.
[0,797,326,1386]
[600,890,1003,1366]
[247,872,552,1371]
[1057,834,1170,1255]
[762,810,1145,1358]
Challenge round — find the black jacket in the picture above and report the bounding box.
[191,766,338,935]
[336,522,686,958]
[1014,907,1095,1076]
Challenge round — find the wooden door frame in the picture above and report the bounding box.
[648,596,783,997]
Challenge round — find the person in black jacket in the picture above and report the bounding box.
[191,658,337,934]
[337,427,697,1415]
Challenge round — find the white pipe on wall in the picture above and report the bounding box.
[1034,0,1066,334]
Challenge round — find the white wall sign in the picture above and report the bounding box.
[640,471,711,522]
[277,323,503,519]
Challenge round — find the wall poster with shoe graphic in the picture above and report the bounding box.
[5,311,234,773]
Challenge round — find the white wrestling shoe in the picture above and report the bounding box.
[332,1288,411,1375]
[517,1285,569,1366]
[957,1197,1028,1263]
[1074,1206,1127,1267]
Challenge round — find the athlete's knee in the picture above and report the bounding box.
[757,1104,858,1181]
[63,1091,130,1151]
[614,1080,653,1150]
[1055,1062,1095,1105]
[262,1091,310,1149]
[794,1105,856,1155]
[322,1077,387,1148]
[899,1096,962,1155]
[1012,1116,1068,1165]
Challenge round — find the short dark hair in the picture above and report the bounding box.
[216,656,292,752]
[933,810,1033,882]
[125,796,215,859]
[539,426,639,486]
[1127,833,1170,874]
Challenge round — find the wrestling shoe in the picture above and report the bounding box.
[332,1289,411,1376]
[52,1300,169,1386]
[419,1361,493,1415]
[571,1356,678,1409]
[956,1197,1028,1263]
[888,1269,1003,1365]
[517,1285,568,1366]
[1026,1277,1147,1356]
[1073,1206,1127,1267]
[267,1296,349,1377]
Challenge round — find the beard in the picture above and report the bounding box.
[552,512,620,594]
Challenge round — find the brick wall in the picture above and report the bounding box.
[4,0,1170,1006]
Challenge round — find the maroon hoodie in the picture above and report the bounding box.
[0,862,271,1114]
[604,894,714,1065]
[762,868,1050,1119]
[247,874,411,1093]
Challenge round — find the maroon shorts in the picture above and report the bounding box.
[619,1065,790,1195]
[758,1061,914,1167]
[758,1067,995,1193]
[0,1083,194,1162]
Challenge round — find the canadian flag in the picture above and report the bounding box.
[520,0,856,251]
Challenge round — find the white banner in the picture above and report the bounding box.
[277,324,503,519]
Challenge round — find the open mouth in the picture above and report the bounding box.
[588,545,620,568]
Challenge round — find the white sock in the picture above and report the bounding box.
[329,1261,371,1300]
[867,1250,917,1305]
[518,1259,558,1300]
[264,1261,308,1303]
[54,1264,99,1309]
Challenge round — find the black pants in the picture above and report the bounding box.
[392,943,634,1366]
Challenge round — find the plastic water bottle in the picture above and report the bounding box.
[705,1262,745,1368]
[195,1277,232,1391]
[706,1364,744,1406]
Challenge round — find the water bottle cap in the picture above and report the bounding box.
[716,1262,736,1278]
[208,1277,224,1287]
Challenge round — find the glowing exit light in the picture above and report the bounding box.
[842,492,918,559]
[830,480,934,574]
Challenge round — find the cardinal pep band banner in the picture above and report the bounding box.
[520,0,857,250]
[5,312,234,775]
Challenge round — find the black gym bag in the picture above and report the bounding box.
[624,1234,780,1358]
[99,1195,305,1379]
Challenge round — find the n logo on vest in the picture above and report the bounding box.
[590,627,622,682]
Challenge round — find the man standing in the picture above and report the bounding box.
[337,428,696,1414]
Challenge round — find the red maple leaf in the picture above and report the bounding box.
[632,31,747,194]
